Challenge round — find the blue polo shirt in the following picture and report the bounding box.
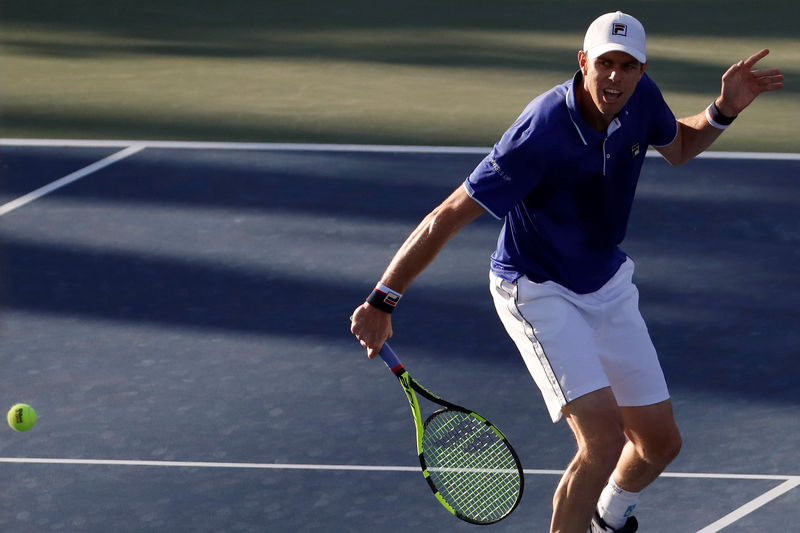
[465,71,677,294]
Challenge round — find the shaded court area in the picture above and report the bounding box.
[0,140,798,531]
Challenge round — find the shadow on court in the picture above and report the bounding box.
[0,144,797,532]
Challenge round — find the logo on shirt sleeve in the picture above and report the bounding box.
[631,143,640,158]
[490,157,513,182]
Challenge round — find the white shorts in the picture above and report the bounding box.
[490,259,669,423]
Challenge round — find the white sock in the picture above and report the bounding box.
[596,476,640,530]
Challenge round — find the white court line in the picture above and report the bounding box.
[0,457,796,482]
[2,457,796,530]
[0,457,554,473]
[0,457,421,471]
[659,471,798,481]
[1,138,799,160]
[0,138,488,155]
[696,477,800,533]
[0,144,146,217]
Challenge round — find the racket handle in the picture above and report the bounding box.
[379,343,403,371]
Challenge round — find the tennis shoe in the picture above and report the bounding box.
[589,510,638,532]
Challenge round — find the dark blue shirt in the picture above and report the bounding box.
[465,71,677,294]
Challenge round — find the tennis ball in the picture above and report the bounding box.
[7,403,36,432]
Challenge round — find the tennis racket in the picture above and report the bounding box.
[378,342,524,525]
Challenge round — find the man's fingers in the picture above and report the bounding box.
[752,68,782,78]
[753,71,785,91]
[743,48,770,69]
[367,344,383,359]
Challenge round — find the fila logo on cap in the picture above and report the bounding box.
[612,23,627,36]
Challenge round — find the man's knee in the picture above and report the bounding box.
[582,430,628,472]
[564,388,628,470]
[650,428,682,464]
[632,424,682,467]
[621,400,682,466]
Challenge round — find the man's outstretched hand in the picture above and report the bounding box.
[716,49,784,117]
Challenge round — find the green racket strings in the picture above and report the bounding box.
[422,410,522,523]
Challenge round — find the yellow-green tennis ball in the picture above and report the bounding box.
[7,403,36,432]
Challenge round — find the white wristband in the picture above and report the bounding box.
[705,102,736,130]
[705,107,730,130]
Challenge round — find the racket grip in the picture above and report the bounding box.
[379,343,403,371]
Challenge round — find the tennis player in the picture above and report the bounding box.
[351,12,783,533]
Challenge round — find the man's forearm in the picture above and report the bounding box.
[380,186,484,294]
[672,110,727,164]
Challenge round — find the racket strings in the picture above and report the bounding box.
[425,419,519,520]
[422,410,521,523]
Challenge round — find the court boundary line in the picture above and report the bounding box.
[0,456,797,480]
[1,138,799,160]
[696,477,800,533]
[0,143,146,217]
[1,457,797,531]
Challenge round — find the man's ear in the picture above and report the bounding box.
[577,50,588,74]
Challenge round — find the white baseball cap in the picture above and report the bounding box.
[583,11,646,64]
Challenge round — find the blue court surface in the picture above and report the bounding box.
[1,139,798,532]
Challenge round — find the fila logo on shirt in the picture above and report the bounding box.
[631,143,640,158]
[612,23,627,37]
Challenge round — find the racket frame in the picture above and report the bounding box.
[379,343,524,525]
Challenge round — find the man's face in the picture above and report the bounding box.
[578,50,647,126]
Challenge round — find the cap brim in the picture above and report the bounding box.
[587,43,646,64]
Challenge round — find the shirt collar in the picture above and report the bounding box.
[566,70,623,145]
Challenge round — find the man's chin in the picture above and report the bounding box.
[597,101,625,119]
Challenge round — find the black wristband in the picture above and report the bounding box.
[366,288,400,314]
[706,101,736,129]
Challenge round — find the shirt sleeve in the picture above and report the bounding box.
[464,112,545,219]
[642,75,678,147]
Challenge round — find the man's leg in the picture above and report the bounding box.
[594,399,682,528]
[551,387,626,533]
[616,399,682,491]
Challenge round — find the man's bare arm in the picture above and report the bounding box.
[657,49,783,166]
[350,185,486,358]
